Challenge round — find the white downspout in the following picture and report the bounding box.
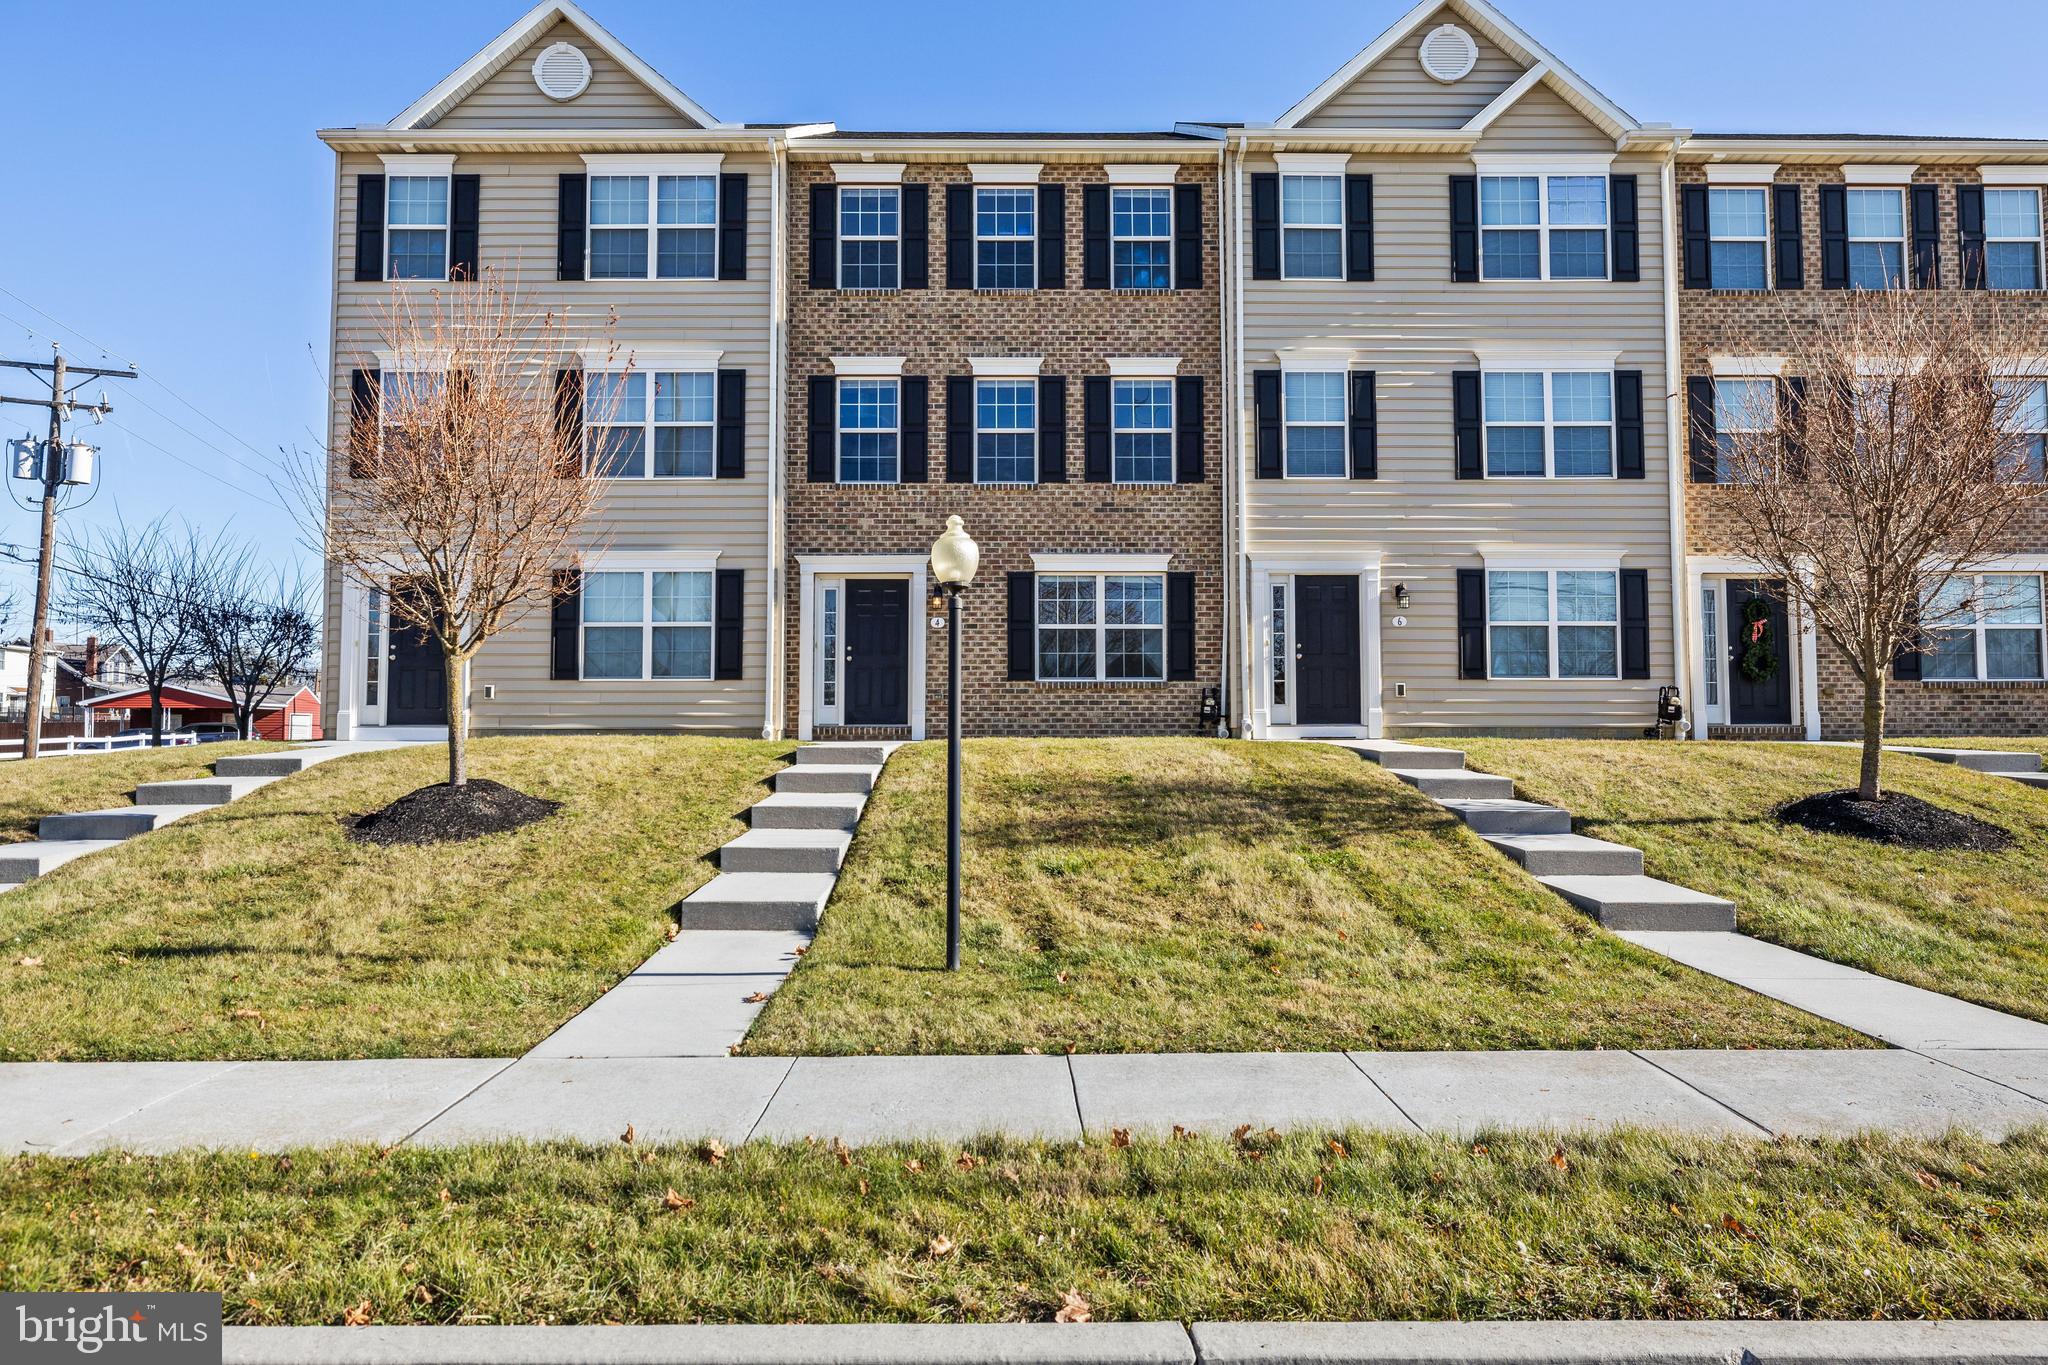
[1215,138,1233,737]
[764,139,789,739]
[1232,134,1254,737]
[1659,147,1695,738]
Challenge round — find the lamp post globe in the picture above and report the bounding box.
[930,513,979,588]
[928,515,976,971]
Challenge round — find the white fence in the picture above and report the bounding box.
[0,733,197,760]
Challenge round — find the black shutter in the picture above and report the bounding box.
[946,185,973,289]
[1037,184,1066,289]
[1449,175,1479,282]
[1894,598,1925,681]
[1254,369,1282,479]
[1772,183,1804,289]
[1779,376,1808,480]
[347,368,380,478]
[1957,183,1986,290]
[1819,184,1848,290]
[449,174,480,281]
[715,369,746,479]
[1348,371,1377,479]
[550,569,581,681]
[714,569,744,680]
[557,173,586,281]
[1251,173,1280,280]
[1687,376,1717,484]
[1083,376,1112,483]
[946,376,973,481]
[1167,572,1197,681]
[902,184,929,289]
[900,376,929,482]
[355,174,385,283]
[1082,185,1111,289]
[1911,183,1941,288]
[718,172,748,281]
[1615,370,1645,480]
[1007,572,1036,681]
[1620,569,1651,680]
[1680,182,1710,289]
[1037,375,1067,482]
[807,376,835,482]
[553,369,583,477]
[1176,375,1205,483]
[1457,568,1487,680]
[1610,174,1639,283]
[1174,183,1203,289]
[1344,174,1374,282]
[1452,370,1483,479]
[808,183,836,289]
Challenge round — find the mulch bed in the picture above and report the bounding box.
[345,778,560,847]
[1778,788,2015,852]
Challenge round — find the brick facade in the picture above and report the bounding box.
[782,156,1225,738]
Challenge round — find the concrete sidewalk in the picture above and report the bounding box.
[9,1046,2048,1154]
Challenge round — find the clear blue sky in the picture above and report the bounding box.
[3,0,2045,607]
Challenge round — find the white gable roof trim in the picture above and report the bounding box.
[386,0,728,132]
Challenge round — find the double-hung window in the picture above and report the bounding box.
[975,379,1037,483]
[1112,188,1173,290]
[1846,188,1907,289]
[1707,187,1769,289]
[1713,377,1776,483]
[582,569,714,680]
[589,171,716,280]
[2004,378,2048,481]
[837,378,900,484]
[1488,569,1619,680]
[386,175,449,280]
[975,188,1036,289]
[1985,188,2044,290]
[1925,573,2046,681]
[1036,573,1166,682]
[1282,371,1346,477]
[1480,174,1608,280]
[838,186,900,289]
[1112,379,1173,484]
[1280,175,1342,279]
[1483,371,1613,478]
[585,370,714,478]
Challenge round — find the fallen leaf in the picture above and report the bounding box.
[664,923,680,942]
[1110,1128,1131,1149]
[743,991,769,1004]
[619,1124,636,1146]
[832,1138,852,1168]
[792,945,809,956]
[1721,1214,1752,1238]
[437,1188,452,1203]
[1232,1124,1254,1145]
[1548,1148,1569,1171]
[857,1177,869,1195]
[1054,1290,1092,1324]
[1312,1174,1324,1195]
[411,1284,435,1307]
[661,1188,694,1213]
[16,957,43,968]
[1021,1046,1043,1055]
[1171,1124,1191,1141]
[1912,1169,1941,1191]
[1055,972,1069,983]
[1327,1139,1349,1159]
[342,1300,374,1327]
[955,1152,980,1170]
[1470,1144,1490,1156]
[903,1158,924,1173]
[701,1139,727,1166]
[928,1235,956,1258]
[1963,1162,1985,1178]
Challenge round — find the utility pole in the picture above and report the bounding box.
[2,343,134,759]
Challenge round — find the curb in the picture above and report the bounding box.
[1191,1320,2048,1364]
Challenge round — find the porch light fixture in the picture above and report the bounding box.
[928,515,979,971]
[1393,582,1411,610]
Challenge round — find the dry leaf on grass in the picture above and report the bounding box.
[342,1301,374,1327]
[1109,1128,1131,1149]
[743,991,769,1004]
[831,1138,852,1168]
[661,1188,694,1213]
[1912,1169,1941,1190]
[903,1158,924,1173]
[927,1235,956,1258]
[1548,1148,1569,1171]
[1054,1291,1092,1324]
[619,1124,636,1146]
[16,957,43,968]
[955,1152,980,1171]
[701,1139,728,1166]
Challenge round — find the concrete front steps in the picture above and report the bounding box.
[1887,744,2048,791]
[1330,740,1732,932]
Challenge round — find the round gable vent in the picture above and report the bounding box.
[1418,24,1479,83]
[532,41,593,101]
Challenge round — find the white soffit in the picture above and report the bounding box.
[832,163,906,184]
[1704,163,1779,185]
[969,356,1044,377]
[969,163,1043,185]
[1840,164,1917,185]
[1107,357,1182,377]
[831,356,906,376]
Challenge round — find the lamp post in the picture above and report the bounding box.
[928,515,979,971]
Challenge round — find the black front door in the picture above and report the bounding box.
[1726,579,1792,726]
[386,580,449,726]
[1294,575,1362,726]
[844,579,910,726]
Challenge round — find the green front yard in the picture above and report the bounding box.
[0,742,285,842]
[0,737,788,1061]
[748,739,1857,1055]
[1443,740,2048,1022]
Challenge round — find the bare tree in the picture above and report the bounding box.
[297,270,611,788]
[61,518,207,746]
[190,547,321,741]
[1712,291,2044,801]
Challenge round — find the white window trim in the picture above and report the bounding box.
[832,355,907,376]
[1840,164,1916,185]
[1110,375,1176,487]
[1032,570,1170,685]
[1277,170,1344,282]
[970,163,1043,185]
[1703,163,1779,185]
[831,162,906,185]
[835,375,901,486]
[1107,356,1179,377]
[1280,368,1348,481]
[583,366,718,481]
[1706,183,1770,289]
[973,184,1037,291]
[1273,153,1352,175]
[1475,164,1612,283]
[1103,163,1180,185]
[969,355,1043,378]
[973,376,1039,486]
[836,183,902,290]
[1708,354,1785,377]
[582,155,723,283]
[1110,184,1175,291]
[1845,185,1908,289]
[816,580,844,725]
[1981,166,2048,187]
[579,566,718,683]
[579,346,723,371]
[1032,553,1172,573]
[372,348,452,373]
[1479,368,1619,480]
[1482,565,1623,682]
[1983,186,2045,291]
[380,160,453,284]
[1925,571,2048,683]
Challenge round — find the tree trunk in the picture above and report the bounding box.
[148,689,165,747]
[237,707,255,741]
[445,656,467,788]
[1858,667,1886,803]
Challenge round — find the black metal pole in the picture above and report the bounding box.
[945,584,962,971]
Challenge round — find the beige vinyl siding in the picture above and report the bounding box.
[428,19,699,130]
[328,151,772,735]
[1296,13,1525,129]
[1470,84,1617,155]
[1240,147,1674,737]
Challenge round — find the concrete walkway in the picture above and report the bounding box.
[1886,742,2048,790]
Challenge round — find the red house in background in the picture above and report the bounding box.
[84,684,323,741]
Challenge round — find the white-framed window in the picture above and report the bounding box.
[838,186,900,290]
[2004,378,2048,482]
[1698,585,1719,710]
[975,187,1036,289]
[1925,573,2046,681]
[1281,175,1342,279]
[1985,187,2044,290]
[1487,569,1620,680]
[364,587,383,708]
[1483,371,1614,478]
[584,370,714,479]
[1112,187,1173,290]
[581,569,714,680]
[1270,581,1289,708]
[1481,175,1608,281]
[975,378,1037,483]
[1713,377,1777,483]
[589,173,716,280]
[387,175,449,281]
[1113,378,1173,484]
[1282,371,1346,478]
[377,369,446,447]
[1708,186,1768,290]
[820,584,840,711]
[837,378,900,484]
[1036,573,1166,682]
[1846,187,1907,290]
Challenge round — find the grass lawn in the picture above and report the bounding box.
[1441,740,2048,1023]
[5,1129,2045,1323]
[746,739,1858,1055]
[0,736,788,1061]
[0,742,286,843]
